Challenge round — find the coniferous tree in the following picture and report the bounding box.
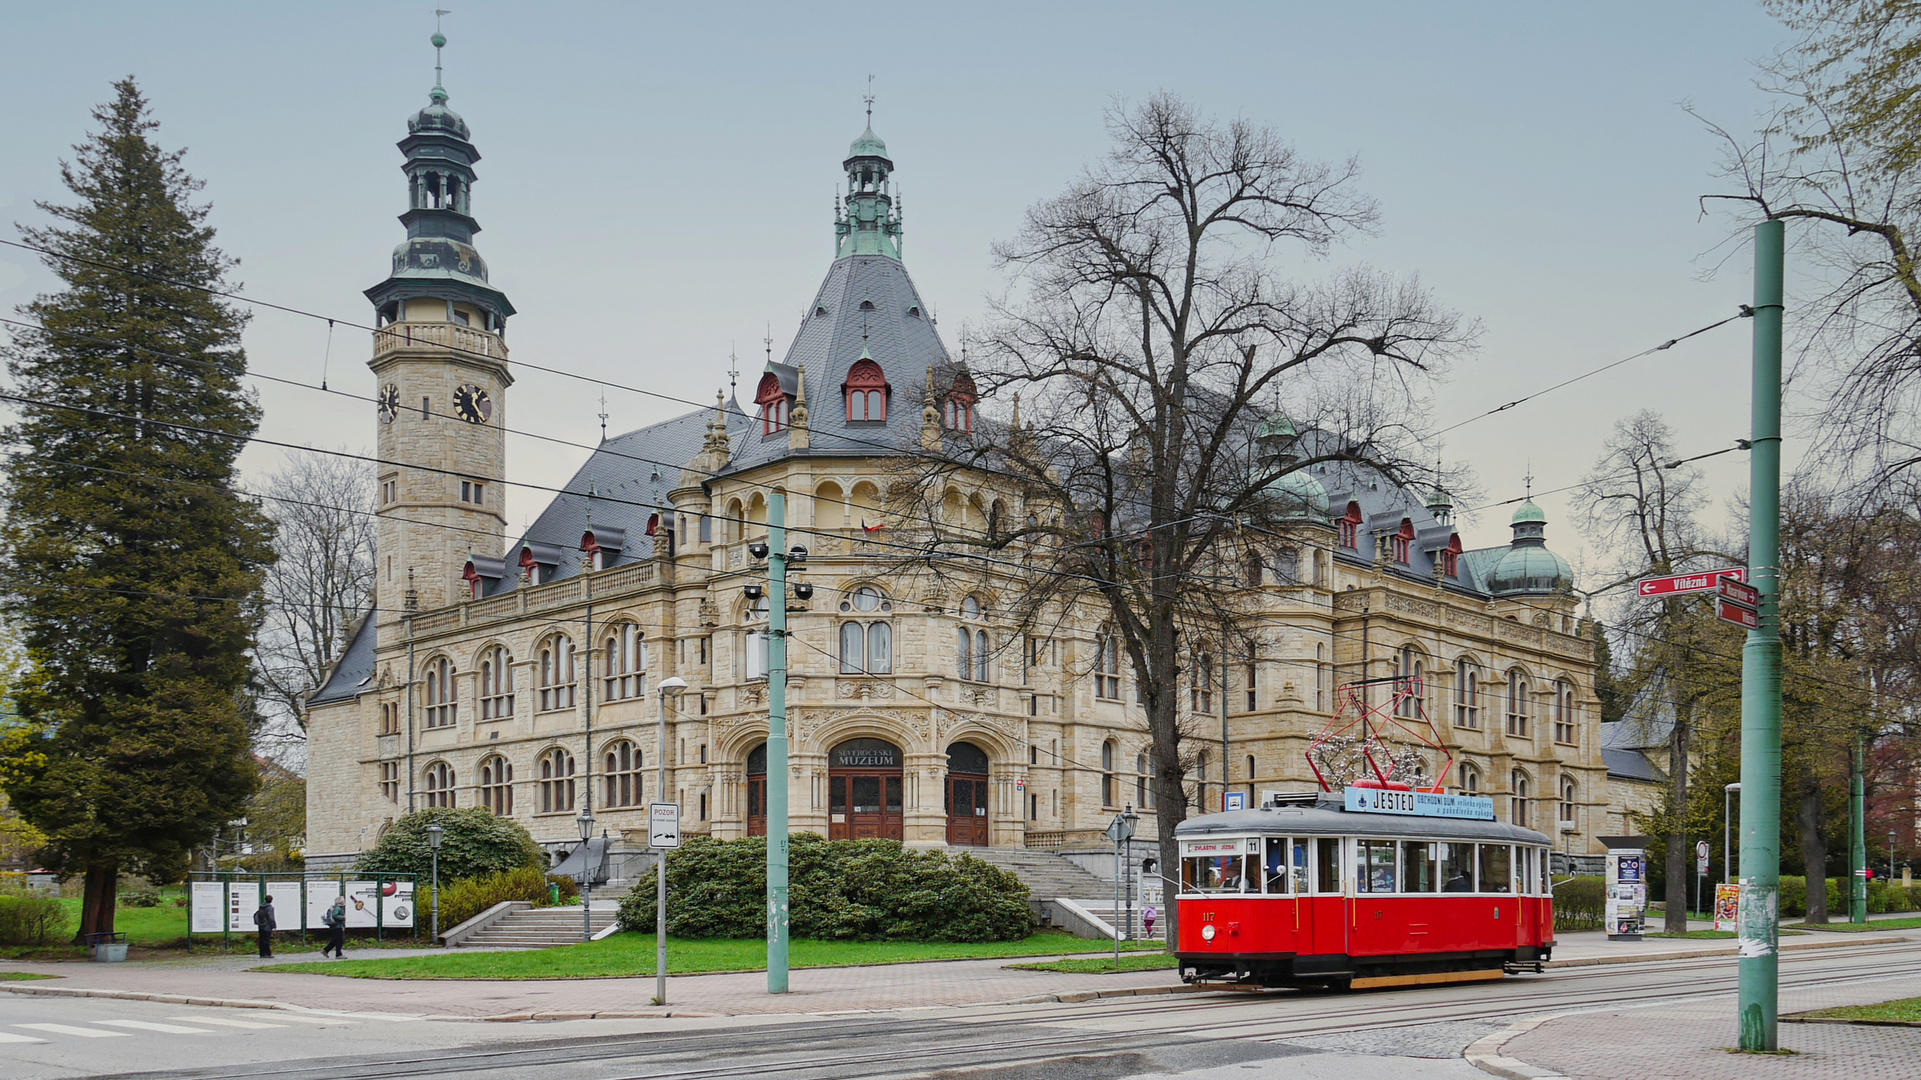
[0,79,273,938]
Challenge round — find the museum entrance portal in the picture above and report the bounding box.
[746,743,766,836]
[945,742,990,846]
[829,738,903,841]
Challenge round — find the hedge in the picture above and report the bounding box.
[0,890,71,946]
[1553,876,1605,932]
[430,866,579,930]
[617,835,1033,942]
[1779,876,1921,918]
[355,808,544,886]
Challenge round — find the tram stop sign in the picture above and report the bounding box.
[1696,840,1711,876]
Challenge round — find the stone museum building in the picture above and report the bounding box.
[303,63,1609,874]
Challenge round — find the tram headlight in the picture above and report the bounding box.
[1201,923,1217,942]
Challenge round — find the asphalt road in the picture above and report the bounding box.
[4,941,1918,1080]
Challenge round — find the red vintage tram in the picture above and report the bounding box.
[1173,793,1555,989]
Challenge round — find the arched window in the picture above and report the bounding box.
[1553,679,1578,744]
[423,761,456,808]
[603,623,646,701]
[1459,762,1480,797]
[538,636,577,711]
[423,656,457,728]
[843,357,889,422]
[603,740,643,808]
[1392,518,1415,564]
[956,627,973,680]
[974,630,990,682]
[1506,669,1530,737]
[538,747,576,814]
[1510,770,1531,827]
[1136,753,1151,808]
[837,586,892,674]
[478,756,512,815]
[1196,750,1210,812]
[1396,645,1425,718]
[1094,627,1121,699]
[479,646,513,720]
[1454,658,1480,729]
[1337,501,1363,549]
[1315,643,1328,712]
[1101,740,1116,807]
[755,371,790,434]
[1191,652,1213,713]
[1559,774,1577,825]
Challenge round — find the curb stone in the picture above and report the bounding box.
[1543,934,1902,969]
[1464,1015,1568,1080]
[0,982,424,1020]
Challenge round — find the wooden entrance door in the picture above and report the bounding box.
[945,773,989,846]
[746,775,766,836]
[830,772,903,840]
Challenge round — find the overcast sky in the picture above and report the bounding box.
[0,2,1809,591]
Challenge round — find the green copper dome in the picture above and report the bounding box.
[1511,500,1546,525]
[848,123,890,161]
[1264,469,1330,523]
[1255,414,1298,440]
[1486,545,1573,596]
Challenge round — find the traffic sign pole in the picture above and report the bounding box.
[1737,218,1784,1052]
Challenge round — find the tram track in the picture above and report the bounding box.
[84,941,1921,1080]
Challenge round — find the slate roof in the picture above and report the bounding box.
[1603,745,1667,784]
[727,253,952,473]
[486,400,751,595]
[308,615,376,707]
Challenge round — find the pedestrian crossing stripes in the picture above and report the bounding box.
[15,1023,129,1038]
[0,1031,45,1043]
[96,1019,217,1034]
[168,1016,286,1029]
[2,1009,379,1044]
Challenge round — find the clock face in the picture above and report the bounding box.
[452,384,493,425]
[377,384,400,424]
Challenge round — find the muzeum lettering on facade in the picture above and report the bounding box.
[303,61,1607,874]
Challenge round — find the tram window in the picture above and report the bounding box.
[1479,844,1513,894]
[1540,848,1552,894]
[1402,841,1437,893]
[1440,842,1475,892]
[1315,838,1342,894]
[1518,847,1536,895]
[1183,854,1249,893]
[1264,837,1290,893]
[1292,839,1311,894]
[1359,840,1397,893]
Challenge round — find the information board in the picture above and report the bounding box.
[1343,787,1496,820]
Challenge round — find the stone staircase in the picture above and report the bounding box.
[455,905,618,949]
[964,848,1165,941]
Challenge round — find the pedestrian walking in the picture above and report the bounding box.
[322,895,348,958]
[1142,903,1157,938]
[253,895,277,958]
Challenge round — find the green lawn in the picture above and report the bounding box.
[1646,929,1807,939]
[1791,917,1921,932]
[1005,954,1180,974]
[1797,996,1921,1024]
[0,897,425,960]
[261,932,1163,980]
[0,972,60,981]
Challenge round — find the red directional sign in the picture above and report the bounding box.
[1717,577,1760,610]
[1637,568,1747,597]
[1717,598,1761,629]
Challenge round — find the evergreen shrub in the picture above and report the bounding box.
[355,808,543,885]
[121,886,162,908]
[433,866,579,930]
[0,890,71,945]
[1552,875,1605,931]
[616,835,1032,942]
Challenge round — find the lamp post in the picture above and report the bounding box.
[745,503,808,995]
[576,808,595,942]
[1723,783,1740,886]
[425,822,444,945]
[1106,806,1138,968]
[654,675,688,1006]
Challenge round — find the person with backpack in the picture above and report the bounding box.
[321,895,348,958]
[252,895,277,958]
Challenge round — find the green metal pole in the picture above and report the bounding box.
[767,491,791,994]
[1851,730,1868,923]
[1738,217,1785,1052]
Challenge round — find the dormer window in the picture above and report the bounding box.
[859,300,877,311]
[1392,518,1415,564]
[1338,501,1363,549]
[944,371,978,433]
[844,357,889,422]
[755,371,792,434]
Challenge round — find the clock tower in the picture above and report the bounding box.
[366,31,514,634]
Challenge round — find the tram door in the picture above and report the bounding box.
[1309,836,1349,957]
[829,738,904,841]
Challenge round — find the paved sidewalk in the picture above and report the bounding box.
[1471,959,1921,1080]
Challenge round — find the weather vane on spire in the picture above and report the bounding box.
[764,323,774,365]
[729,344,740,397]
[864,74,875,122]
[432,10,451,86]
[1523,465,1534,500]
[597,392,608,442]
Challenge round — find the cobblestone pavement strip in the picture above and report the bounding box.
[1490,966,1921,1080]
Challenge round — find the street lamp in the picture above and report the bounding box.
[1724,782,1740,886]
[425,822,444,945]
[654,675,688,1006]
[1106,806,1139,967]
[577,808,595,942]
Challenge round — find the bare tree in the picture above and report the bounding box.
[256,453,375,740]
[1573,411,1733,932]
[1698,1,1921,498]
[891,94,1472,945]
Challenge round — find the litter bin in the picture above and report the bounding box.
[86,931,128,963]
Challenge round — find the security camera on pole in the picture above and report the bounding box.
[743,495,811,994]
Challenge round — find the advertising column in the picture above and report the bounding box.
[1598,835,1650,941]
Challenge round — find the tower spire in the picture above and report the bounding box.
[431,11,451,101]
